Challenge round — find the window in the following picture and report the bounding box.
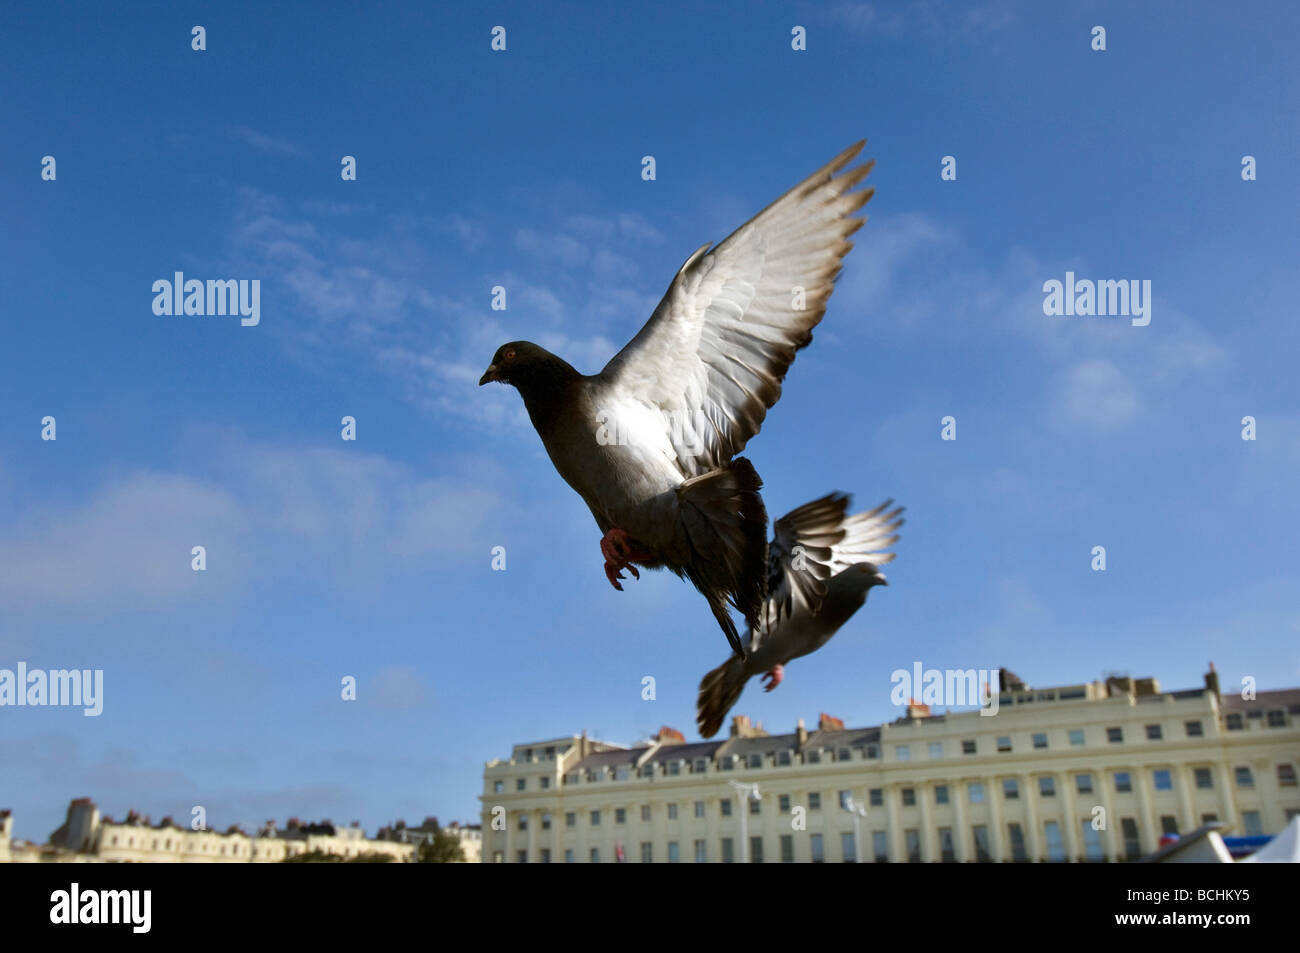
[541,812,552,830]
[1267,710,1286,728]
[997,736,1012,752]
[962,739,977,755]
[838,790,852,810]
[721,800,732,817]
[809,792,821,811]
[1076,773,1094,794]
[1008,823,1027,862]
[668,841,680,863]
[969,782,985,804]
[838,748,851,762]
[641,805,650,822]
[721,838,734,863]
[1068,729,1085,746]
[973,825,991,862]
[867,744,880,760]
[540,776,551,789]
[1032,733,1048,750]
[1115,772,1132,794]
[517,850,527,863]
[939,827,955,862]
[1194,767,1213,789]
[518,815,528,831]
[667,761,681,776]
[565,849,575,863]
[841,832,857,863]
[905,829,921,862]
[1039,776,1056,798]
[869,788,883,807]
[1152,769,1172,791]
[777,751,791,766]
[1242,811,1263,837]
[806,750,820,764]
[1235,766,1254,788]
[590,810,601,826]
[694,800,705,818]
[896,745,910,762]
[694,758,708,773]
[1121,818,1141,861]
[640,843,652,864]
[810,834,824,863]
[493,780,503,793]
[1044,821,1064,862]
[639,764,654,778]
[929,742,943,759]
[749,836,763,864]
[695,839,707,863]
[1107,727,1123,744]
[1160,816,1178,836]
[1081,820,1103,862]
[590,848,600,863]
[1279,764,1298,786]
[667,803,678,820]
[566,812,577,828]
[540,848,551,863]
[516,778,526,791]
[1185,720,1203,737]
[1226,713,1243,731]
[902,788,916,807]
[748,753,762,769]
[1003,779,1019,800]
[748,799,760,816]
[778,795,791,813]
[615,808,626,824]
[720,755,736,770]
[935,785,950,805]
[1146,724,1163,741]
[780,834,794,863]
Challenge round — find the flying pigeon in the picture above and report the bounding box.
[479,142,875,658]
[696,493,903,739]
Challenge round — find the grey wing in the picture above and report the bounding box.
[597,142,875,477]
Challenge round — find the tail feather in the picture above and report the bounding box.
[676,457,768,657]
[697,655,748,739]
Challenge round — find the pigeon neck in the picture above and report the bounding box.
[516,361,582,434]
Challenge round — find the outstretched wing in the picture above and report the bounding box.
[597,142,874,476]
[763,495,903,636]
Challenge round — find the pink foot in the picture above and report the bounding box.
[600,528,649,591]
[761,665,784,692]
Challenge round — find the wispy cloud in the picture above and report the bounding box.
[227,124,306,157]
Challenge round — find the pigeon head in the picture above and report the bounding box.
[478,341,572,390]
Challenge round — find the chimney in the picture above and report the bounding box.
[904,699,931,719]
[818,713,845,732]
[656,726,686,744]
[1205,662,1220,701]
[729,715,768,739]
[796,718,808,748]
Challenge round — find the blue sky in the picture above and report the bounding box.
[1,0,1297,842]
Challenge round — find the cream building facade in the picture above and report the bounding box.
[480,667,1300,863]
[2,799,414,863]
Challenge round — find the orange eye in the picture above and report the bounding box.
[504,349,516,361]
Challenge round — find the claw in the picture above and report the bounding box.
[761,665,785,692]
[599,528,648,591]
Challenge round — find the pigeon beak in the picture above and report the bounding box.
[478,364,499,386]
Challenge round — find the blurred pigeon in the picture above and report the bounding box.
[479,143,875,658]
[696,494,902,738]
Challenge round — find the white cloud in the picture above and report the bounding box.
[0,438,518,614]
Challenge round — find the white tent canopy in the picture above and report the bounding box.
[1240,816,1300,863]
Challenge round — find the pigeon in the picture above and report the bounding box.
[696,493,903,739]
[479,142,875,659]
